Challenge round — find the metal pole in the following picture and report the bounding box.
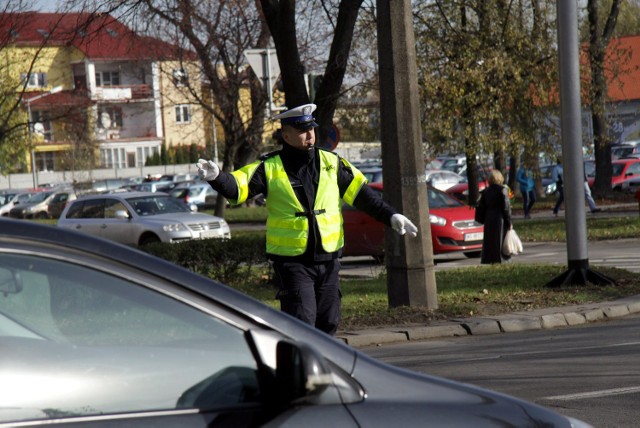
[27,101,38,189]
[210,88,219,164]
[264,49,274,115]
[546,0,615,287]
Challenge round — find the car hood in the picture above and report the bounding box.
[430,205,477,222]
[348,352,573,427]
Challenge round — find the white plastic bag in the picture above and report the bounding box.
[502,228,523,256]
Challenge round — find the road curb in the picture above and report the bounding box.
[336,295,640,348]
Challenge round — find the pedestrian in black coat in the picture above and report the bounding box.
[476,170,512,264]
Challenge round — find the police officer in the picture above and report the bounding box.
[196,103,418,335]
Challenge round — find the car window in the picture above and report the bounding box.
[129,196,191,215]
[428,187,464,208]
[79,198,106,218]
[104,199,128,218]
[626,162,640,175]
[0,252,260,423]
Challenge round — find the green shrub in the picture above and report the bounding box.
[142,235,267,284]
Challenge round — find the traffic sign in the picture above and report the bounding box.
[318,124,340,151]
[244,48,281,113]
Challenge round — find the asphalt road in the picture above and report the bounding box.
[363,313,640,428]
[339,237,640,278]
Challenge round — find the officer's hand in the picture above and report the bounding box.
[391,214,418,237]
[196,159,220,181]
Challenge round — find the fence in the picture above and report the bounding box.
[0,163,200,190]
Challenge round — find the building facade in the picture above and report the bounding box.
[1,12,209,178]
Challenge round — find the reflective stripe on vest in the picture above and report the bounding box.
[265,151,344,256]
[229,161,262,205]
[341,158,368,206]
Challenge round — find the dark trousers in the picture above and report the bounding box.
[553,186,564,214]
[522,189,536,217]
[273,259,341,335]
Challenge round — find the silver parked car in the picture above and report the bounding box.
[8,190,57,219]
[169,182,218,209]
[0,219,591,427]
[0,191,41,217]
[57,191,230,246]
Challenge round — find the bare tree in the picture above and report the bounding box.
[259,0,365,146]
[586,0,621,198]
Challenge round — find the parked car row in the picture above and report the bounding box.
[0,188,77,219]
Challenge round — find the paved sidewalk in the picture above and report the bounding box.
[336,295,640,348]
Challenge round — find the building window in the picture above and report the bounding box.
[172,68,188,87]
[95,71,120,86]
[35,151,55,172]
[30,110,53,142]
[175,105,191,124]
[100,148,128,169]
[98,107,123,129]
[21,72,47,88]
[137,145,160,166]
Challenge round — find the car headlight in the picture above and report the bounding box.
[26,206,36,213]
[163,223,187,232]
[429,214,446,226]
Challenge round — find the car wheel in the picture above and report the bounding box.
[139,234,161,246]
[35,211,49,219]
[464,251,482,258]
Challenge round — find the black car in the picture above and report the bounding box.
[0,220,589,427]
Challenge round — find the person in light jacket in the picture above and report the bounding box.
[516,162,536,219]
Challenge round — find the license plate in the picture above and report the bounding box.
[464,232,483,241]
[200,229,220,239]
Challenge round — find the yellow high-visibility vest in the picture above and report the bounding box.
[230,150,367,256]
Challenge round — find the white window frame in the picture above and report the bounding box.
[95,71,121,87]
[175,105,191,124]
[21,72,47,88]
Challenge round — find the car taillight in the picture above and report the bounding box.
[184,195,190,202]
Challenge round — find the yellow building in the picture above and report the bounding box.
[1,12,209,176]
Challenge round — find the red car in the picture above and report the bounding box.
[612,158,640,190]
[342,182,484,260]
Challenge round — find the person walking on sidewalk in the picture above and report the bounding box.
[196,103,418,336]
[476,169,512,264]
[516,161,536,219]
[584,169,601,213]
[552,157,564,216]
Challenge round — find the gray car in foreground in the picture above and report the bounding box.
[57,191,230,246]
[0,220,589,427]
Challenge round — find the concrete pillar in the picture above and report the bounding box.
[376,0,437,308]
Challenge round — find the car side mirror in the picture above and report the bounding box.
[275,340,332,403]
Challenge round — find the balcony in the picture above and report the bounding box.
[93,84,153,101]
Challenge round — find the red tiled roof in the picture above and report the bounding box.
[24,90,93,108]
[1,12,194,61]
[602,34,640,102]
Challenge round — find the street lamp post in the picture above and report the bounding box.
[24,85,63,188]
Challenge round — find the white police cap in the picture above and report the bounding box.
[273,103,318,130]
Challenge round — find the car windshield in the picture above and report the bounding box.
[128,195,191,216]
[0,193,17,205]
[27,192,53,203]
[428,187,464,209]
[613,147,634,158]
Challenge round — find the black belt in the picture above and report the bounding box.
[295,209,326,217]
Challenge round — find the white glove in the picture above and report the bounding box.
[196,159,220,181]
[391,214,418,237]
